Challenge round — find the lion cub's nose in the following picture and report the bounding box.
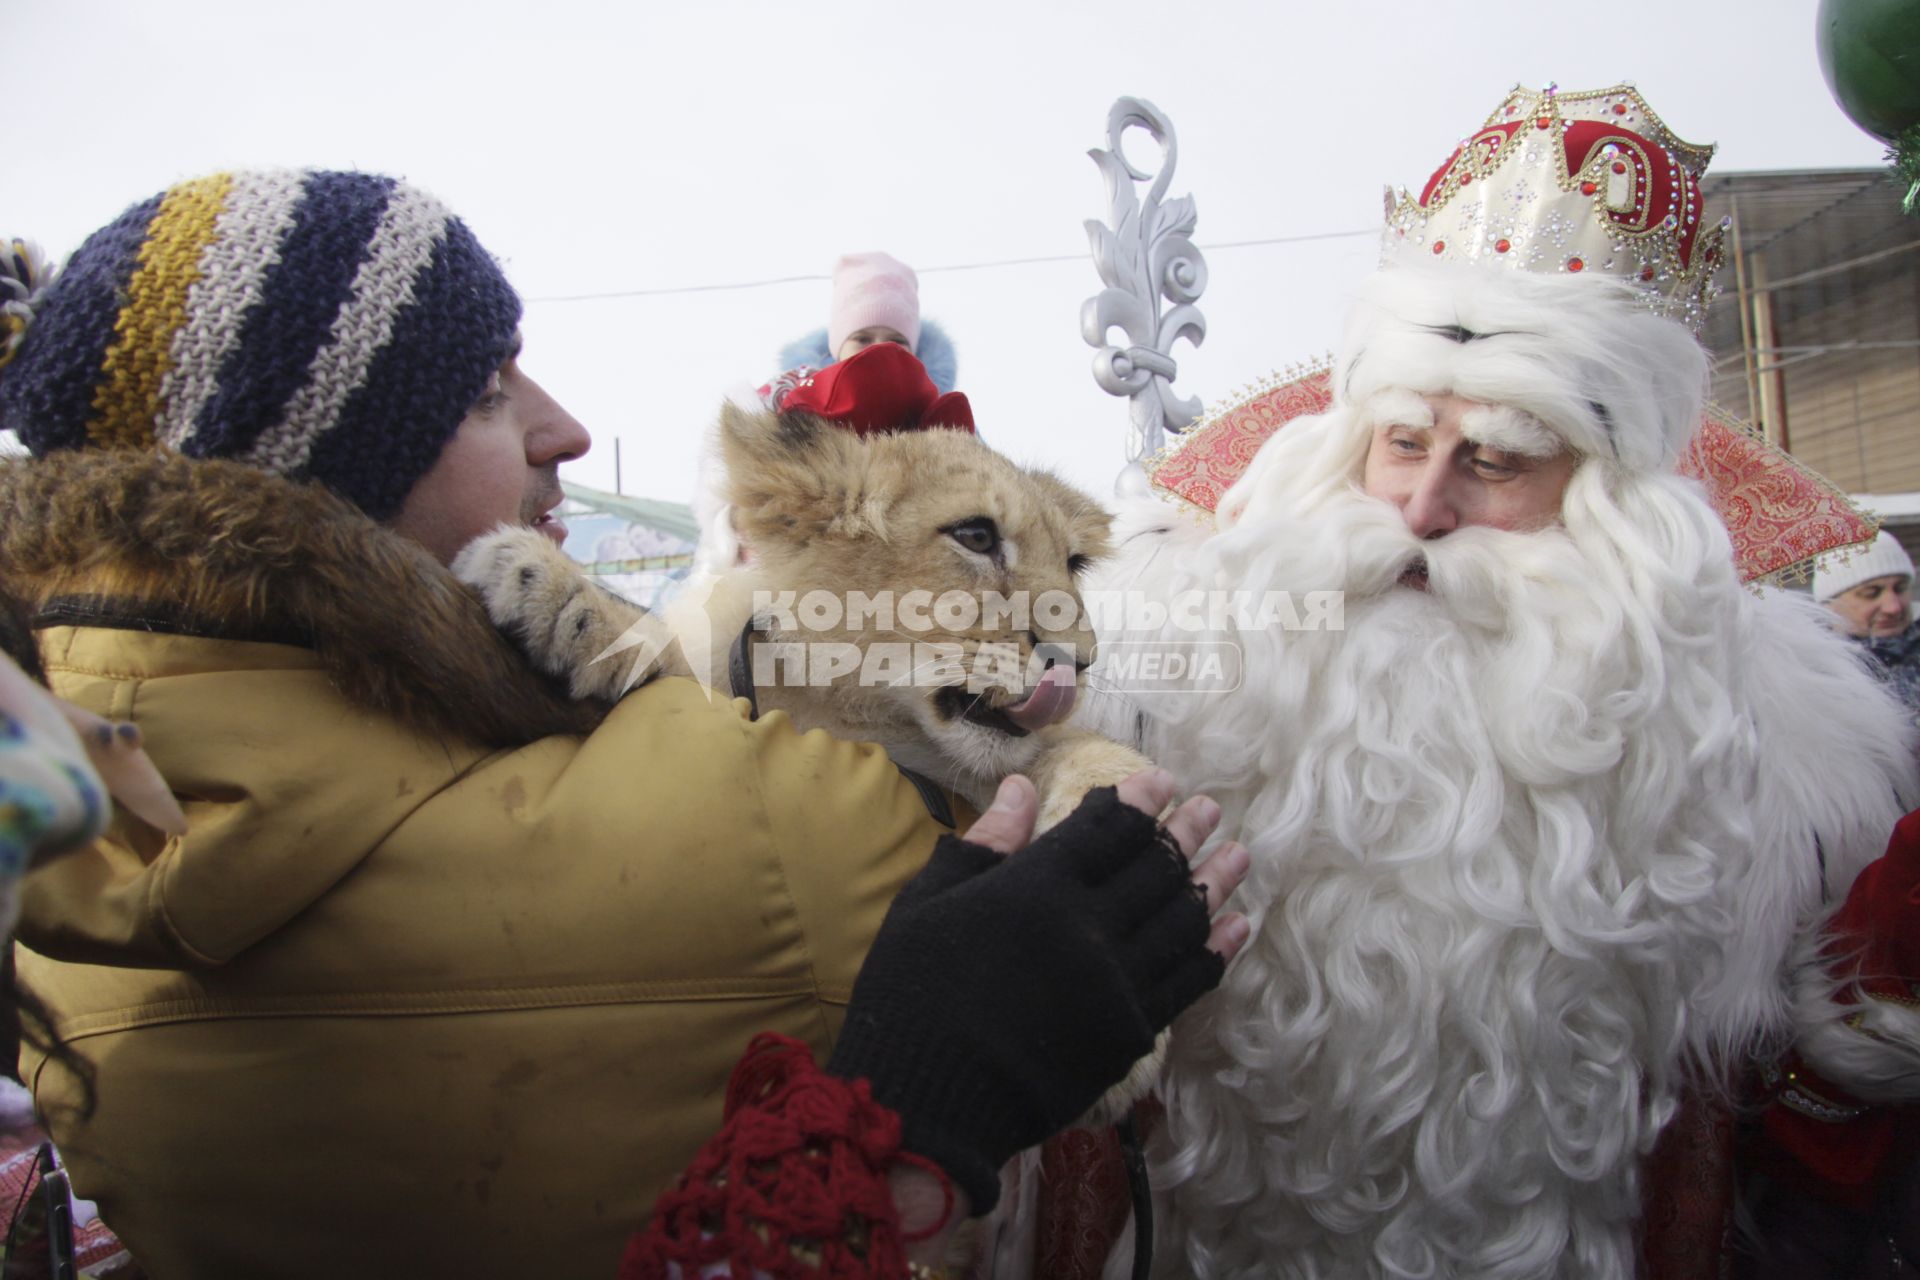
[1034,638,1096,675]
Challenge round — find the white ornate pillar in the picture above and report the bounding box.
[1081,97,1208,492]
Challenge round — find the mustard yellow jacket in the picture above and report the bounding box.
[2,452,945,1278]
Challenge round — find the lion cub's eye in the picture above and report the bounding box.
[947,518,1001,557]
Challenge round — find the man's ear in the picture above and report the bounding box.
[716,401,866,546]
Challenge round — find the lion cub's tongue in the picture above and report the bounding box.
[1006,663,1078,731]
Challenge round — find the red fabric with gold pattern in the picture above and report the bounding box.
[1032,1099,1167,1279]
[1640,1087,1736,1280]
[1035,1128,1133,1280]
[1146,366,1335,516]
[1676,408,1878,585]
[1144,366,1875,584]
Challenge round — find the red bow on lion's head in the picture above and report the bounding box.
[771,342,975,437]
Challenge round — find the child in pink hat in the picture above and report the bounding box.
[697,254,964,575]
[828,252,921,361]
[773,251,958,394]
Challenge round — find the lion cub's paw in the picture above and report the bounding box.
[1028,730,1157,834]
[1024,732,1174,1127]
[451,526,658,701]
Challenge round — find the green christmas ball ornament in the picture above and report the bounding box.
[1818,0,1920,211]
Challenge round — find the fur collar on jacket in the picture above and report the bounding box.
[0,450,608,749]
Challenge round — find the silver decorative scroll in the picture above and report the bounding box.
[1082,97,1208,471]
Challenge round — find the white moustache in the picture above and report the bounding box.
[1227,487,1588,627]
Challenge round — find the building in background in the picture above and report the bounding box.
[1701,169,1920,561]
[556,482,697,610]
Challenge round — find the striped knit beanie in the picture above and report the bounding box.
[0,170,522,520]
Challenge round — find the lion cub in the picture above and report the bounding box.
[454,401,1150,830]
[456,401,1168,1142]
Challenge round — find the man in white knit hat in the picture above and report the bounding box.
[1816,529,1916,639]
[1082,84,1920,1278]
[1815,529,1920,720]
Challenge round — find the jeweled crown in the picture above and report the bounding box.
[1381,84,1727,331]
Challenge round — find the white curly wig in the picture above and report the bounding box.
[1077,263,1917,1280]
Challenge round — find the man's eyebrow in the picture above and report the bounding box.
[1459,405,1563,458]
[1421,322,1525,344]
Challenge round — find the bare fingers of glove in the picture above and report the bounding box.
[1116,767,1226,860]
[1115,766,1177,821]
[1192,840,1249,916]
[55,702,188,836]
[1163,793,1223,862]
[1192,841,1253,962]
[957,774,1038,856]
[1210,912,1252,962]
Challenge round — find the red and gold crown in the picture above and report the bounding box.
[1381,84,1727,331]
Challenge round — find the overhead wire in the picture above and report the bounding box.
[523,227,1377,304]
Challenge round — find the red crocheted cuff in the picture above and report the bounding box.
[620,1033,954,1279]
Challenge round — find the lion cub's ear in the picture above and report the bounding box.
[717,401,869,546]
[1034,472,1116,565]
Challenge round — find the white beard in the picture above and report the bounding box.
[1081,414,1917,1279]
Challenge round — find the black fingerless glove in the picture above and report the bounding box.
[825,786,1226,1213]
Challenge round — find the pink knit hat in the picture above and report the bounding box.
[828,252,921,354]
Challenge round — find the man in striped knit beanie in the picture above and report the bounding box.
[0,170,1233,1278]
[0,169,1244,1280]
[0,170,582,561]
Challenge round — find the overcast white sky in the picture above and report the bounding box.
[8,0,1887,505]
